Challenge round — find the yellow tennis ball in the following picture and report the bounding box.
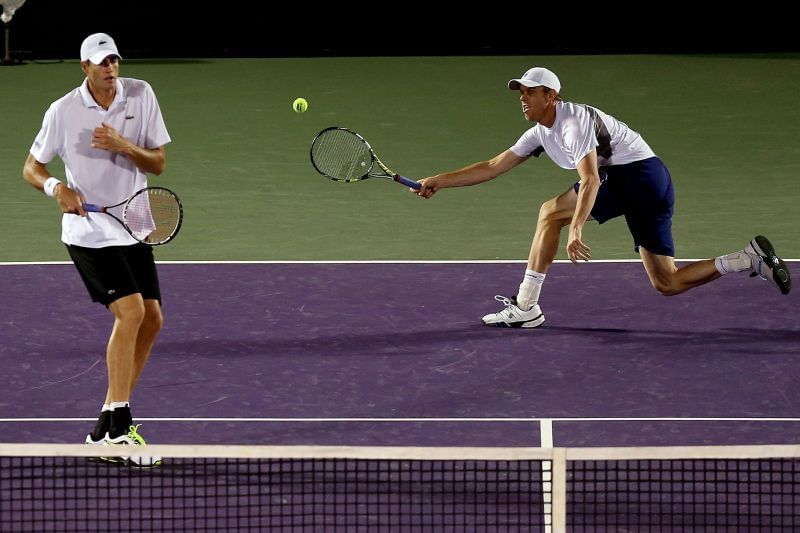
[293,97,308,113]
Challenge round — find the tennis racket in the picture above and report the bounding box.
[310,127,421,190]
[83,186,183,245]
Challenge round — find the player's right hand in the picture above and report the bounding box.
[55,185,86,216]
[415,177,439,199]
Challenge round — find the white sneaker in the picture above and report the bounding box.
[86,430,122,464]
[104,424,162,467]
[481,295,546,328]
[744,235,791,295]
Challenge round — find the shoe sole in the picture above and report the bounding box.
[86,435,122,464]
[90,456,162,468]
[86,437,162,467]
[123,457,163,468]
[95,455,163,468]
[483,314,546,329]
[751,235,792,295]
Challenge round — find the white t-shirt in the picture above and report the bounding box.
[510,101,655,170]
[30,77,171,248]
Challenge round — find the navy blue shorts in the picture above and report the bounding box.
[66,243,162,306]
[573,156,675,257]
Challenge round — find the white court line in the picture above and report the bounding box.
[0,260,639,265]
[3,417,800,423]
[2,259,799,266]
[540,419,554,448]
[539,419,555,532]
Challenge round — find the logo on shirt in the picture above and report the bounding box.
[125,115,135,120]
[99,40,107,45]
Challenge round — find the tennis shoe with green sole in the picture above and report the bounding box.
[103,424,162,467]
[482,295,546,328]
[744,235,791,295]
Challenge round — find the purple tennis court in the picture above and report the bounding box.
[2,261,798,448]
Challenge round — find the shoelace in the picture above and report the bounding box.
[749,256,768,281]
[494,295,514,307]
[127,424,147,445]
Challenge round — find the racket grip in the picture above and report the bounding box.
[83,203,104,212]
[395,175,421,190]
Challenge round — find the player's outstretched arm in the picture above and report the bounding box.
[415,149,527,199]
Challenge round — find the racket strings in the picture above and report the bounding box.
[312,129,372,181]
[125,188,182,244]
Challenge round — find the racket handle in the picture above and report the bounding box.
[83,203,104,212]
[394,174,421,190]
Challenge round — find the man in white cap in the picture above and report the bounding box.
[415,66,790,328]
[23,33,170,464]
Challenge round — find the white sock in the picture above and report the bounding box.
[110,401,130,410]
[714,251,751,275]
[516,269,546,310]
[102,404,112,412]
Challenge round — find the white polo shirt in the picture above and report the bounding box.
[510,101,655,170]
[30,77,171,247]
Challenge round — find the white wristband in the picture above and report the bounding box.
[43,177,62,197]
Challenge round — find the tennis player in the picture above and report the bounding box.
[415,67,791,328]
[23,33,170,463]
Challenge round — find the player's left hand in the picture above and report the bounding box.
[566,228,591,263]
[90,123,128,153]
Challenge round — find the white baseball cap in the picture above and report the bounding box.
[508,67,561,93]
[80,33,122,64]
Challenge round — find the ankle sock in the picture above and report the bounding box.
[517,270,546,310]
[108,404,133,439]
[89,406,112,441]
[714,251,751,275]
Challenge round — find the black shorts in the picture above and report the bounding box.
[574,156,676,257]
[66,243,162,306]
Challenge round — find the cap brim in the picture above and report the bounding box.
[87,50,122,64]
[508,79,536,90]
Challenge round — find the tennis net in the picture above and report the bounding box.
[1,443,798,531]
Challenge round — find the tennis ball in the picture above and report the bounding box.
[292,97,308,113]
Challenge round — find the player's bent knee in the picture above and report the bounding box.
[651,279,680,297]
[538,199,556,220]
[538,201,570,227]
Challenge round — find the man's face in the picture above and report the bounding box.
[518,86,552,122]
[82,55,120,91]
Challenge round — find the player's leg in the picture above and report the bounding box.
[629,161,790,295]
[629,190,724,295]
[86,292,143,454]
[123,242,163,394]
[482,186,578,328]
[640,237,791,296]
[130,298,163,392]
[620,157,789,296]
[104,293,161,466]
[102,244,163,466]
[68,243,162,465]
[527,187,580,273]
[66,245,141,445]
[106,294,145,403]
[615,156,699,296]
[639,248,721,295]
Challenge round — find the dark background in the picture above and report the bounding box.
[4,0,797,60]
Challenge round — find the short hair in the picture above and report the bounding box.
[544,87,563,102]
